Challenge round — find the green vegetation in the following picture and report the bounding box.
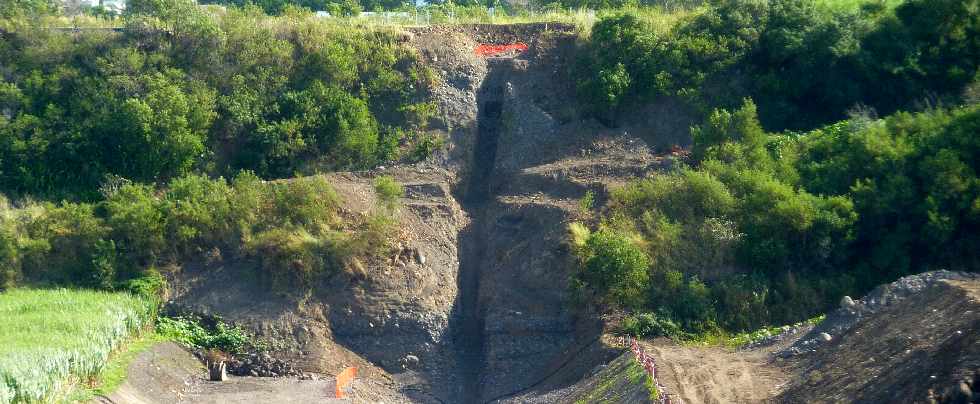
[0,289,155,403]
[0,173,391,293]
[0,2,434,201]
[575,101,980,337]
[571,0,979,340]
[574,354,657,404]
[65,333,169,402]
[724,314,824,348]
[578,0,980,130]
[579,190,596,214]
[373,175,405,211]
[156,316,251,355]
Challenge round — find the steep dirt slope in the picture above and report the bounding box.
[167,167,465,402]
[163,23,694,403]
[778,273,980,403]
[501,351,657,404]
[436,25,688,401]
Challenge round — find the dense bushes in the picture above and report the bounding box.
[0,172,397,292]
[578,0,980,130]
[574,101,980,337]
[571,1,979,337]
[0,3,435,200]
[795,105,980,283]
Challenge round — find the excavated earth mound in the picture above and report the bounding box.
[778,271,980,404]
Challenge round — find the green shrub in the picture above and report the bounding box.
[247,228,328,288]
[263,176,340,230]
[577,1,980,131]
[122,269,168,301]
[0,211,22,291]
[373,175,403,210]
[711,274,770,331]
[620,312,683,339]
[0,8,432,199]
[407,132,445,162]
[163,174,235,253]
[347,211,396,259]
[156,315,249,355]
[104,183,167,268]
[576,229,650,309]
[579,190,596,214]
[23,202,109,286]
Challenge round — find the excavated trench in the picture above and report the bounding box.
[452,57,510,403]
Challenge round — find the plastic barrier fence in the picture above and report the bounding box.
[474,43,529,57]
[623,336,673,404]
[335,367,357,399]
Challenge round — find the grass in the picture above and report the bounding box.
[0,289,155,403]
[816,0,905,11]
[0,4,696,36]
[626,360,659,402]
[683,315,827,348]
[575,354,657,404]
[61,333,167,403]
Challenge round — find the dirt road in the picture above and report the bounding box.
[645,341,788,404]
[98,342,348,404]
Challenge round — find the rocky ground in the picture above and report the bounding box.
[777,271,980,403]
[490,271,980,404]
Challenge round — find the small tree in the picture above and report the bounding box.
[373,175,403,212]
[578,229,650,309]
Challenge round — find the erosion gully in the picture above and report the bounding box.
[452,57,509,403]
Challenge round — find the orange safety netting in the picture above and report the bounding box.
[335,367,357,398]
[474,43,529,57]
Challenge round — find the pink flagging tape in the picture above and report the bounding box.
[624,336,673,404]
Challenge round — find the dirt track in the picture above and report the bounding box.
[98,342,362,404]
[647,342,788,404]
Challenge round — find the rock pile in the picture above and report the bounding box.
[780,270,980,357]
[225,352,301,377]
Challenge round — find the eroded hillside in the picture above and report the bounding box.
[157,23,980,404]
[159,23,691,403]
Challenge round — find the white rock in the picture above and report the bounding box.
[819,332,832,342]
[840,295,856,308]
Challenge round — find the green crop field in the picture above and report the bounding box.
[0,289,154,403]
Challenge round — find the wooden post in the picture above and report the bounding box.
[208,361,227,382]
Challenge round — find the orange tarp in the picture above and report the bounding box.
[475,43,529,56]
[335,367,357,399]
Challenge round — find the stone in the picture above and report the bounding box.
[819,332,832,342]
[208,361,227,381]
[404,354,420,368]
[840,295,856,308]
[957,381,973,400]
